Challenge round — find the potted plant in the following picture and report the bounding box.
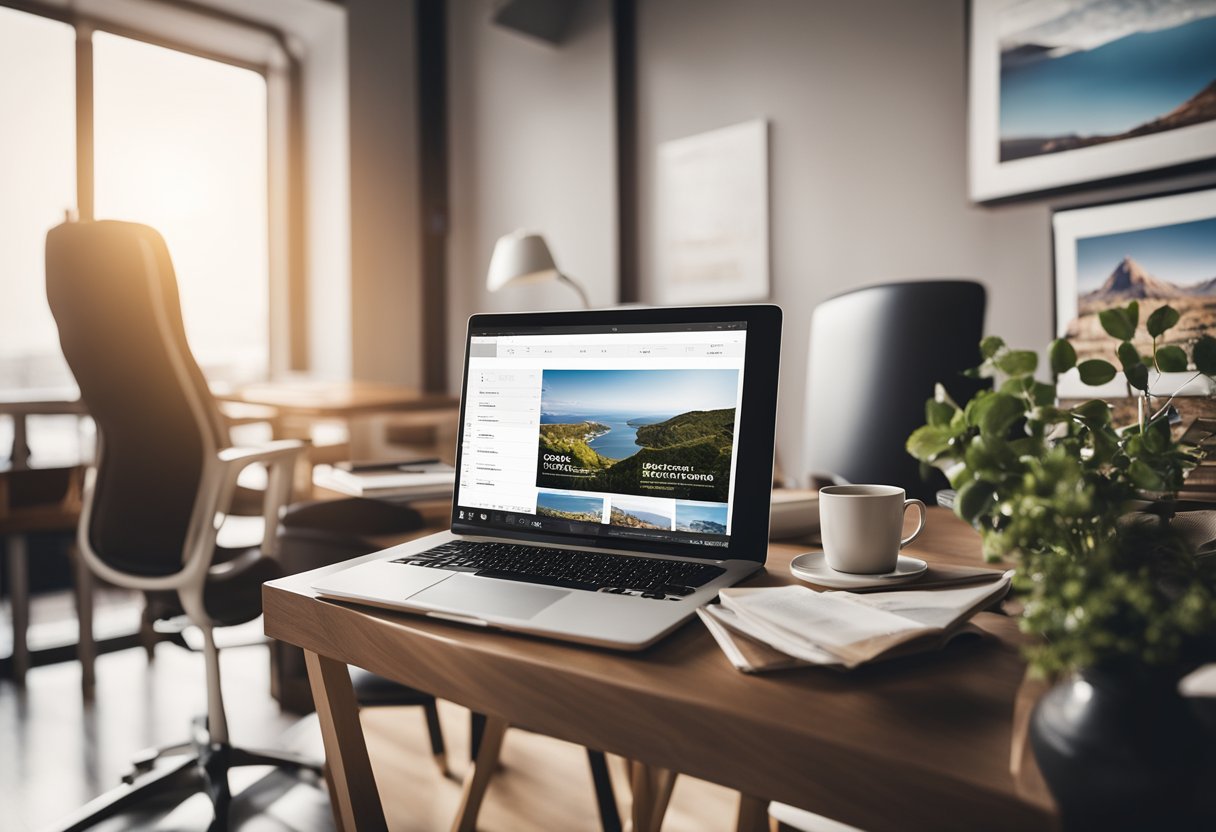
[906,301,1216,830]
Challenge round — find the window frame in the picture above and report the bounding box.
[1,0,306,377]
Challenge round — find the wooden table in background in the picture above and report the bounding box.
[0,389,87,471]
[216,380,459,463]
[263,509,1057,832]
[0,391,93,690]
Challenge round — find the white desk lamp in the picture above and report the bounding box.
[486,230,590,309]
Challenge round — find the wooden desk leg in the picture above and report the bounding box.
[303,650,387,832]
[70,546,96,696]
[6,534,30,684]
[452,715,508,832]
[628,761,676,832]
[735,793,770,832]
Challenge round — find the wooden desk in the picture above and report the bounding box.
[0,390,87,471]
[263,509,1056,832]
[216,380,459,461]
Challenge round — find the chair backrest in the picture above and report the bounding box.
[45,221,229,576]
[804,280,987,502]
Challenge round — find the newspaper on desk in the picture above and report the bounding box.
[699,572,1013,672]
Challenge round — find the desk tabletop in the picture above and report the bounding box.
[264,508,1054,831]
[0,390,85,415]
[216,379,458,417]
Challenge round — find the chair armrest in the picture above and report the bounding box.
[217,439,306,467]
[216,440,307,557]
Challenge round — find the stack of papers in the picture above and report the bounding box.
[313,461,455,499]
[699,573,1012,672]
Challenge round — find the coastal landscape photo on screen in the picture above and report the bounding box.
[536,368,740,503]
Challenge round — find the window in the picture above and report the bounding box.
[93,33,269,382]
[0,7,76,391]
[0,4,283,394]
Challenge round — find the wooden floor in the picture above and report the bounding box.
[1,608,744,832]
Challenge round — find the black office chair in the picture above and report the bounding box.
[803,280,987,502]
[45,220,321,830]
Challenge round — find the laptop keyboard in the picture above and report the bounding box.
[391,540,726,600]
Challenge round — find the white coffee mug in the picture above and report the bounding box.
[818,484,926,574]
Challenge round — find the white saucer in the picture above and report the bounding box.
[789,552,928,589]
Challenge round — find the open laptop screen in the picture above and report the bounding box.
[451,308,779,560]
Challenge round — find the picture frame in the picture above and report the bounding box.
[969,0,1216,203]
[655,119,769,304]
[1052,187,1216,398]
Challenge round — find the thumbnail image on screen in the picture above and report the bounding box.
[535,491,605,523]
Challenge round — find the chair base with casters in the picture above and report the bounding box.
[55,715,322,832]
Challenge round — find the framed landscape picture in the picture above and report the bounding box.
[1053,187,1216,397]
[969,0,1216,202]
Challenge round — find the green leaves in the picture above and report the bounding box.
[979,336,1005,359]
[1116,341,1149,391]
[1098,301,1138,341]
[1146,305,1180,338]
[994,350,1038,377]
[1194,335,1216,376]
[907,327,1216,678]
[1128,459,1165,492]
[954,479,996,523]
[1155,345,1187,373]
[1049,339,1076,376]
[1070,399,1111,427]
[1077,359,1117,386]
[906,425,953,461]
[976,392,1025,437]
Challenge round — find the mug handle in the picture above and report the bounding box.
[899,499,927,548]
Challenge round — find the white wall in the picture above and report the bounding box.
[445,0,618,393]
[633,0,1213,482]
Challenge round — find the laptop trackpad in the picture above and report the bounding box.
[410,574,568,621]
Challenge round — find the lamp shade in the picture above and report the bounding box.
[486,231,560,292]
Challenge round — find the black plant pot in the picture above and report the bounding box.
[1030,667,1208,831]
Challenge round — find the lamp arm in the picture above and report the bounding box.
[557,272,591,309]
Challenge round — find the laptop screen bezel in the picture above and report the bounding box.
[449,304,782,564]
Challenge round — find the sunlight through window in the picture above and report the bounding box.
[0,7,76,391]
[93,32,270,384]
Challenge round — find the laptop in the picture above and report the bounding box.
[312,304,783,650]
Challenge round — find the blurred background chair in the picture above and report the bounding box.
[803,280,987,502]
[45,220,319,829]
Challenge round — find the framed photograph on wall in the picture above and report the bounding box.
[1053,187,1216,398]
[969,0,1216,202]
[655,119,769,305]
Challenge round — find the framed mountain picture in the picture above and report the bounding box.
[969,0,1216,202]
[1053,187,1216,397]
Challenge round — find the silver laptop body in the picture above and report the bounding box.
[312,305,782,650]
